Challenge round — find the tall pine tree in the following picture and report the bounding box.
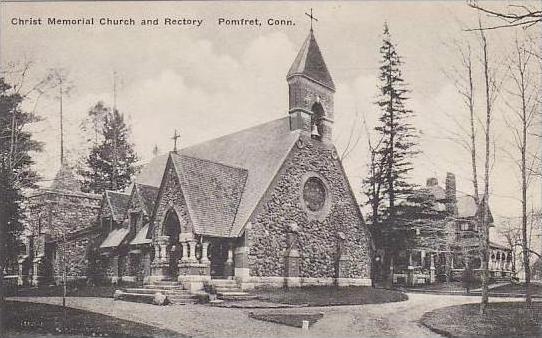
[0,77,42,275]
[364,23,420,283]
[80,104,138,194]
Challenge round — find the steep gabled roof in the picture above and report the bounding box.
[180,117,301,236]
[50,165,81,192]
[457,195,494,223]
[134,153,169,187]
[104,190,130,222]
[100,227,129,248]
[169,153,248,237]
[287,30,335,90]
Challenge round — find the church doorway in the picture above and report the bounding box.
[208,239,229,279]
[163,210,181,280]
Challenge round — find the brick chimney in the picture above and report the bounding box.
[445,172,457,215]
[426,177,438,187]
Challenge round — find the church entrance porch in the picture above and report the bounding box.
[207,238,234,280]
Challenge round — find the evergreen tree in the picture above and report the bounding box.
[364,23,420,283]
[0,77,42,274]
[375,23,419,215]
[80,104,138,193]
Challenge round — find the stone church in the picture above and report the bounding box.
[18,28,373,291]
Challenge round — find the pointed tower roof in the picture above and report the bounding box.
[50,164,81,192]
[287,30,335,91]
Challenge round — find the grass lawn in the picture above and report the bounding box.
[421,302,542,337]
[7,284,119,298]
[254,286,407,306]
[249,311,324,328]
[2,300,185,337]
[490,283,542,296]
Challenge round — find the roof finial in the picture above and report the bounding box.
[305,8,318,32]
[172,129,180,153]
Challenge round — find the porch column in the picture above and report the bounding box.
[224,243,234,279]
[159,236,169,262]
[154,244,160,260]
[489,250,495,270]
[407,251,415,286]
[187,240,197,262]
[430,253,436,284]
[420,250,426,267]
[180,241,189,262]
[177,236,210,291]
[149,235,170,282]
[200,242,210,264]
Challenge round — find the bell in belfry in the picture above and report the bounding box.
[311,123,320,139]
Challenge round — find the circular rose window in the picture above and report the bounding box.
[303,177,327,211]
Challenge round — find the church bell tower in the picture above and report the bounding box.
[287,28,335,143]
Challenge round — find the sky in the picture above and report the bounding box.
[1,1,540,230]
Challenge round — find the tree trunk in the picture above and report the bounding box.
[519,50,532,307]
[479,23,492,315]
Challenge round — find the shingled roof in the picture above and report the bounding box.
[134,153,169,187]
[104,190,130,222]
[456,195,493,223]
[287,30,335,90]
[181,117,301,237]
[50,165,81,192]
[169,153,248,237]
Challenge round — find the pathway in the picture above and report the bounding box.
[8,294,519,337]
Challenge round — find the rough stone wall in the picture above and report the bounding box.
[248,135,372,279]
[288,77,334,120]
[118,254,128,277]
[53,235,94,281]
[104,256,118,279]
[152,165,194,239]
[26,191,101,238]
[24,190,101,282]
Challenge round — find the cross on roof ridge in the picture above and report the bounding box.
[305,8,318,31]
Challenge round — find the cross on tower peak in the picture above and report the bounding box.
[172,129,180,153]
[305,8,318,31]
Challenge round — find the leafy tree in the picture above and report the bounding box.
[365,23,420,284]
[79,104,138,193]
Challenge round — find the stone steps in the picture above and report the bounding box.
[143,284,186,290]
[115,281,198,305]
[215,285,242,291]
[149,280,180,286]
[217,291,258,301]
[210,280,257,301]
[115,291,156,304]
[125,288,191,296]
